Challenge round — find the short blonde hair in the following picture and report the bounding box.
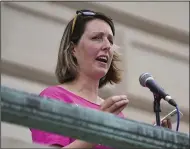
[55,10,122,88]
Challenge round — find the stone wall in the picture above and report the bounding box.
[1,2,189,146]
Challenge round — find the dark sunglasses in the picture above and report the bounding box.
[71,10,112,34]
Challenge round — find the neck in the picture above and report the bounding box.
[63,73,100,103]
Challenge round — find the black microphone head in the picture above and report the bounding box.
[139,72,154,87]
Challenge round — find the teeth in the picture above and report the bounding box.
[96,56,108,63]
[98,56,107,61]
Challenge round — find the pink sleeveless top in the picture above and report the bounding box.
[30,86,125,149]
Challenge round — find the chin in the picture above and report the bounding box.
[93,68,108,79]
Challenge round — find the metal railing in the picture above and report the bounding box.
[1,86,189,149]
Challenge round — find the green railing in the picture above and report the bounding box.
[1,86,189,149]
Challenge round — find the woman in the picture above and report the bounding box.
[31,9,171,148]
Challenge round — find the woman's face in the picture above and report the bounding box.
[73,18,115,80]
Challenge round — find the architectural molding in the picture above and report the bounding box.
[131,41,189,64]
[2,2,68,25]
[2,137,54,148]
[51,1,189,45]
[2,1,189,45]
[1,60,57,85]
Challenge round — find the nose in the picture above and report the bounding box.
[102,38,111,51]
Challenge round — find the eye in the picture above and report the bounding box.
[107,34,114,45]
[92,35,102,40]
[108,38,113,45]
[91,33,113,45]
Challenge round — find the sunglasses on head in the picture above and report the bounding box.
[71,10,112,34]
[77,10,96,16]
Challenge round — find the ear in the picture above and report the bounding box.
[70,42,77,56]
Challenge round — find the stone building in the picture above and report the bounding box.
[1,1,189,147]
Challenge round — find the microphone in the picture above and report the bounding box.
[139,72,177,107]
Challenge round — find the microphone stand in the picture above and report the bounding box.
[153,94,161,126]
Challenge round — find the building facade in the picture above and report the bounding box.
[1,1,189,146]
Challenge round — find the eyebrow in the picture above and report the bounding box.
[91,31,113,38]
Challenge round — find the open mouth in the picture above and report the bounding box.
[96,56,108,63]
